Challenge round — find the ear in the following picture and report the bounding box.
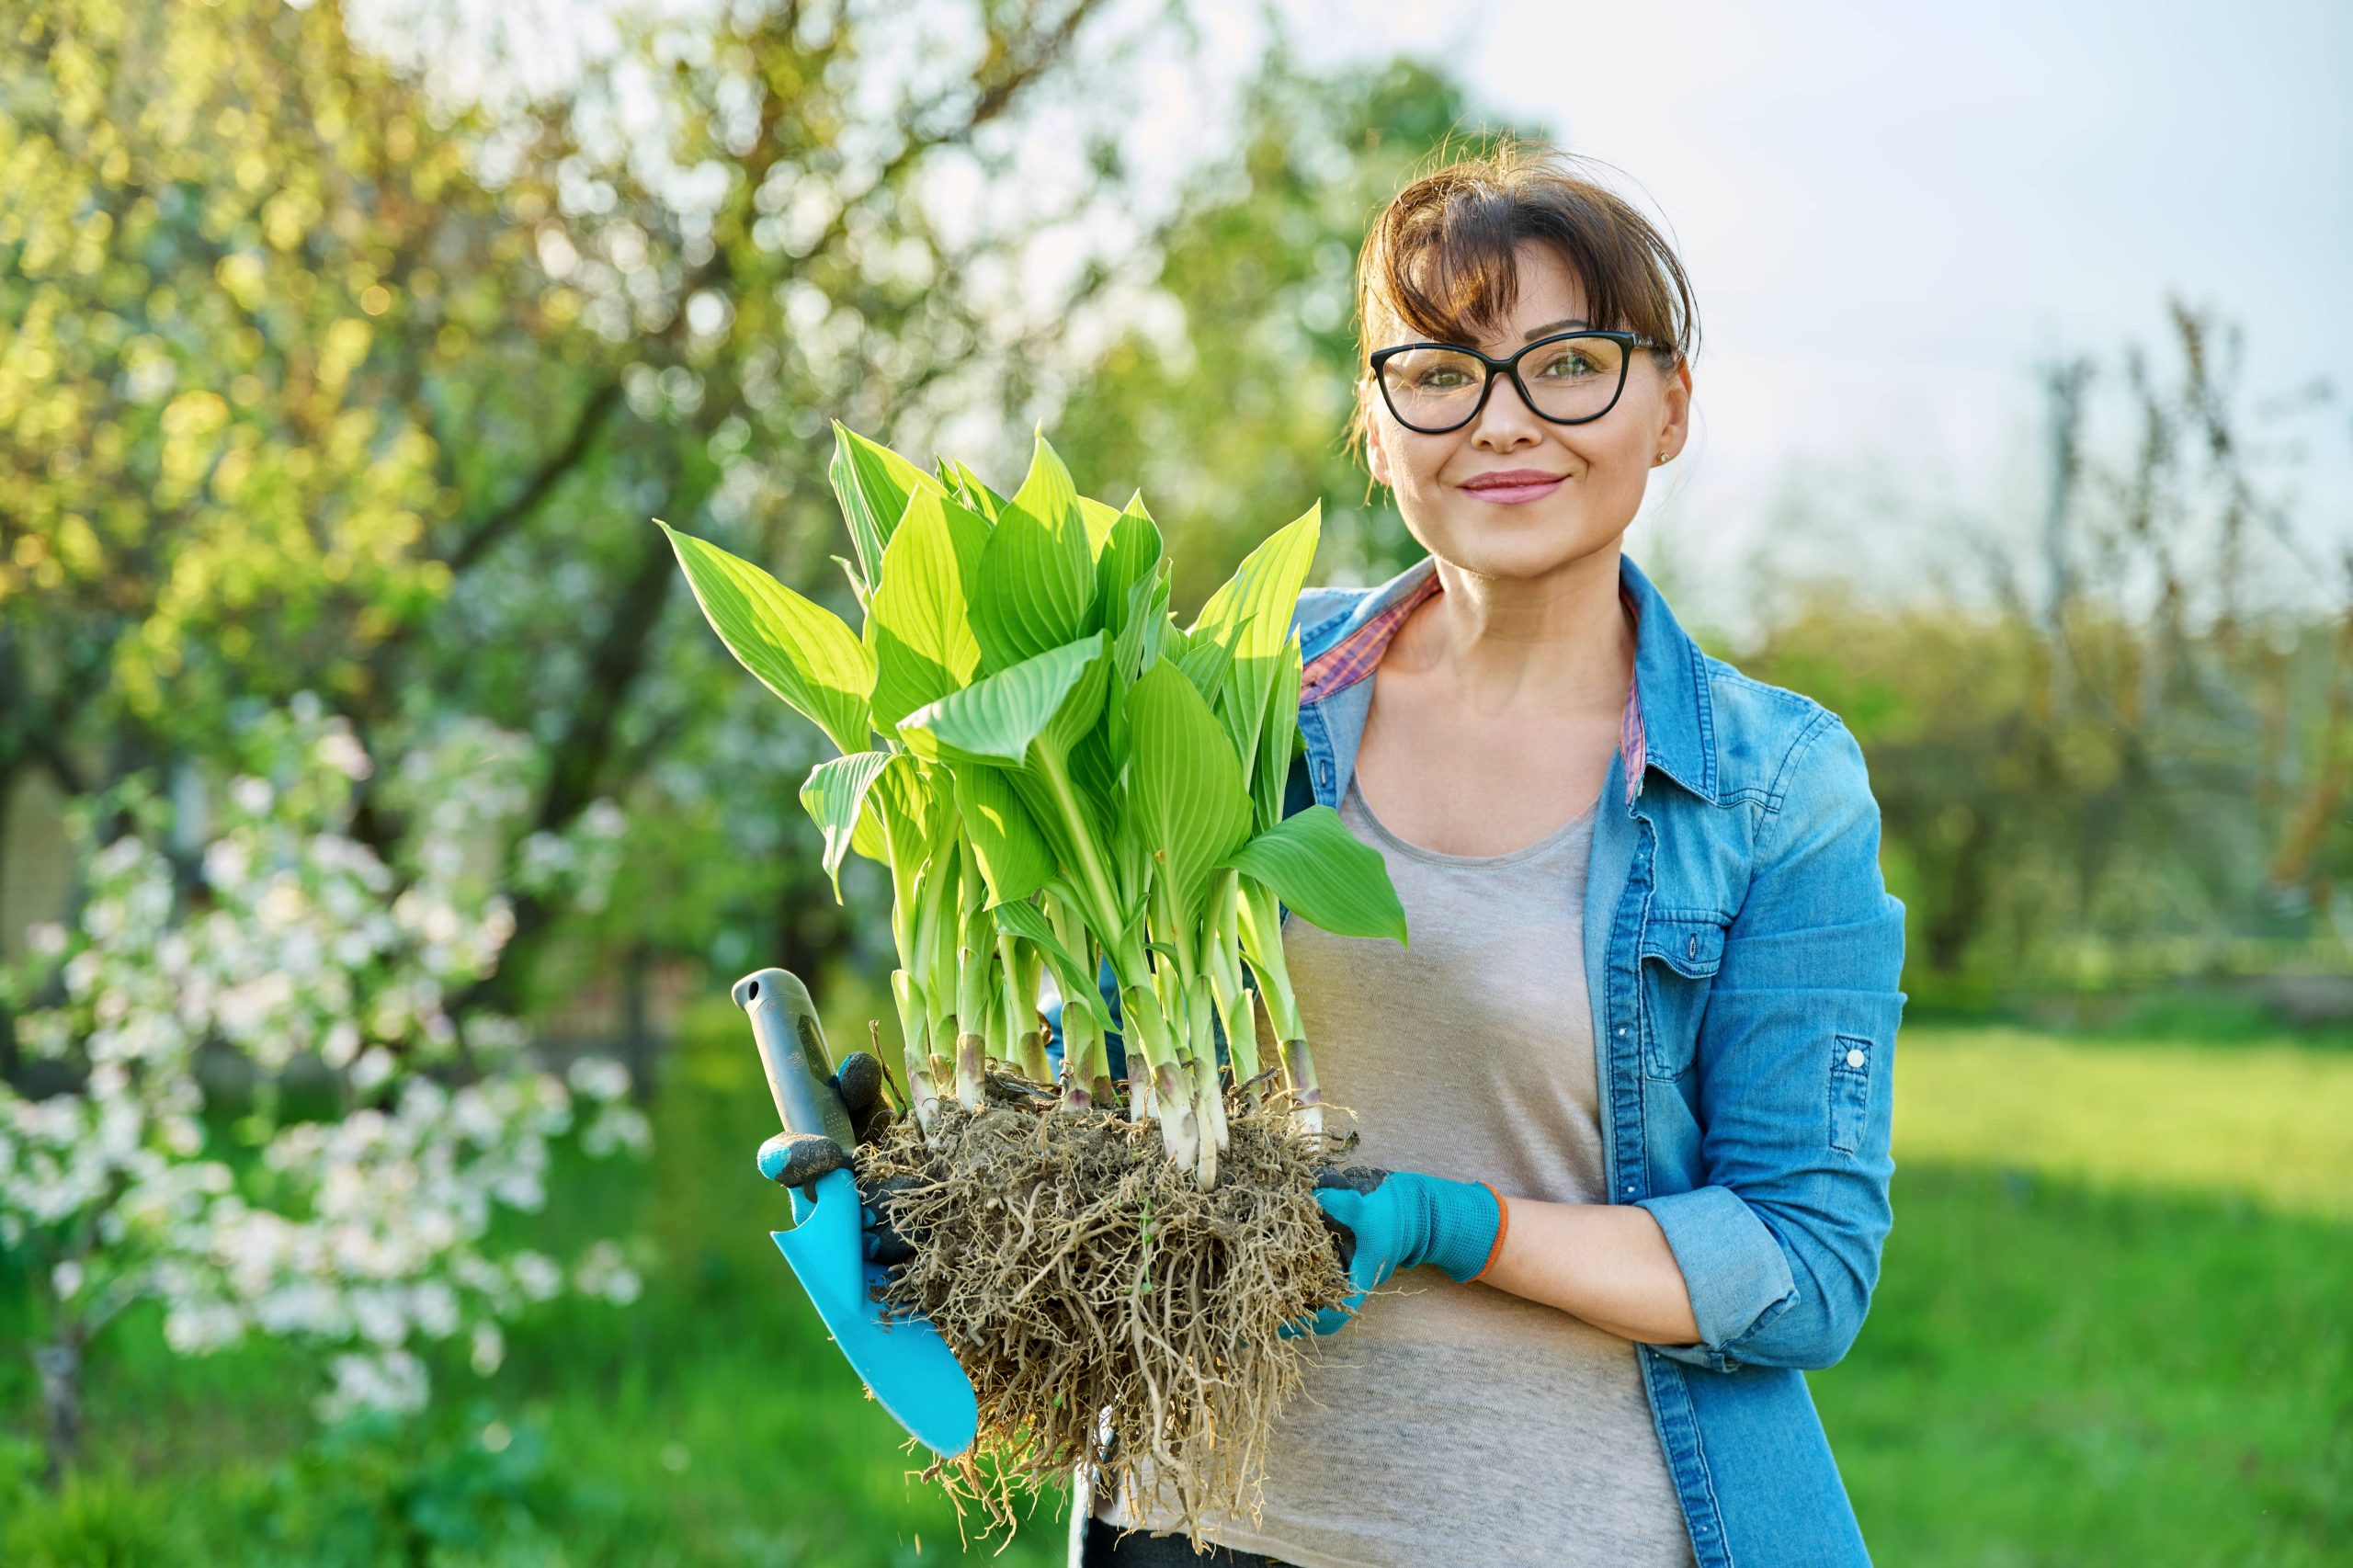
[1366,408,1392,490]
[1660,358,1694,460]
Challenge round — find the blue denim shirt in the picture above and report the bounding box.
[1051,549,1908,1567]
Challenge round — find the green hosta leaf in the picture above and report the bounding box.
[972,429,1096,670]
[866,488,991,730]
[830,424,946,590]
[1222,804,1407,945]
[866,751,931,861]
[1076,494,1122,558]
[1252,630,1304,830]
[801,751,894,902]
[899,632,1109,767]
[850,792,889,862]
[1096,496,1163,643]
[1104,563,1169,773]
[1175,605,1252,711]
[939,456,1009,523]
[956,765,1055,904]
[1124,656,1253,927]
[658,520,873,756]
[1194,503,1321,790]
[832,554,871,615]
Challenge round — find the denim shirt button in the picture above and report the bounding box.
[1847,1047,1867,1068]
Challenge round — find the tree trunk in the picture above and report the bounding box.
[33,1323,84,1488]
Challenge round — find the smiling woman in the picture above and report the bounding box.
[1084,137,1908,1568]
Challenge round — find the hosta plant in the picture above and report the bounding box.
[661,424,1411,1540]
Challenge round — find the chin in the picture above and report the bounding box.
[1428,509,1613,579]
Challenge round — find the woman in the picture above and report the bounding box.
[1079,140,1909,1567]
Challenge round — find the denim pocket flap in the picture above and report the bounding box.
[1642,913,1727,979]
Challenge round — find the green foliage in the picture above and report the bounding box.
[231,1403,564,1567]
[656,520,875,756]
[1223,805,1410,945]
[665,423,1405,1169]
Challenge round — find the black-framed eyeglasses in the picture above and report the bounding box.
[1369,329,1660,435]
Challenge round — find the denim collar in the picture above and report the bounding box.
[1295,550,1718,811]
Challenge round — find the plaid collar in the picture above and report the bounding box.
[1298,554,1654,810]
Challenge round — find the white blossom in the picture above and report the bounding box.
[3,699,645,1431]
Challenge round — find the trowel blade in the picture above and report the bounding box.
[771,1166,978,1460]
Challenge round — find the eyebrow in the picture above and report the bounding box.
[1523,317,1592,341]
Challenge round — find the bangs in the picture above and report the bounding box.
[1356,140,1695,358]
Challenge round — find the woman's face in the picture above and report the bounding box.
[1364,240,1691,582]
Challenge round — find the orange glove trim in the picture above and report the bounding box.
[1470,1181,1511,1282]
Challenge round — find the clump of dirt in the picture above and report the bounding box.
[857,1074,1355,1546]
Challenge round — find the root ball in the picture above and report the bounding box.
[857,1079,1354,1546]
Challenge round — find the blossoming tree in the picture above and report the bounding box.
[3,699,649,1481]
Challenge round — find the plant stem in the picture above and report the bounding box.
[1000,930,1050,1083]
[1204,869,1259,1090]
[953,858,990,1109]
[892,969,943,1133]
[1236,876,1323,1133]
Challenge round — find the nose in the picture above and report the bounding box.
[1469,373,1546,447]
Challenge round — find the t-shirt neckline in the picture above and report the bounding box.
[1343,774,1598,869]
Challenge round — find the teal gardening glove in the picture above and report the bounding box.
[1290,1165,1509,1337]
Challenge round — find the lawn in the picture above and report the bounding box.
[3,1012,2347,1565]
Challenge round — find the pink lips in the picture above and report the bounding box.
[1460,468,1566,505]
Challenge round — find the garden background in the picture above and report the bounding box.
[3,0,2347,1563]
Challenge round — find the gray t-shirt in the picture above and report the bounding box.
[1099,775,1697,1568]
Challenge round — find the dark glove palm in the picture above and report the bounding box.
[755,1052,919,1265]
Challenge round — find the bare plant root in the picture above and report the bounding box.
[858,1070,1355,1549]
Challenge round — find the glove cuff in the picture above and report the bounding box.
[1406,1174,1506,1284]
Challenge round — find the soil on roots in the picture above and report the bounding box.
[857,1073,1355,1547]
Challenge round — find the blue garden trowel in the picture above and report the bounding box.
[732,967,978,1460]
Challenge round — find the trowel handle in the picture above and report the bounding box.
[732,968,858,1152]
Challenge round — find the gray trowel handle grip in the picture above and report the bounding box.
[732,968,858,1152]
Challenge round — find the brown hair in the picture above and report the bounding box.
[1346,133,1699,470]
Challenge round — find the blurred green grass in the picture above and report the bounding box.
[1893,1024,2353,1221]
[3,1000,2347,1564]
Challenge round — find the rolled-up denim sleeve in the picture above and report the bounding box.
[1635,712,1908,1373]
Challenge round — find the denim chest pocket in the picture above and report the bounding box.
[1637,911,1727,1079]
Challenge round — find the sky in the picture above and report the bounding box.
[1252,0,2353,631]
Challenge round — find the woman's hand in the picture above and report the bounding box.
[754,1051,920,1265]
[1287,1165,1506,1336]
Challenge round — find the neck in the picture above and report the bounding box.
[1390,546,1636,717]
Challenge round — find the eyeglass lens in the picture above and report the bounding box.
[1381,335,1628,430]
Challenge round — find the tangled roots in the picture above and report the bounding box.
[858,1076,1354,1547]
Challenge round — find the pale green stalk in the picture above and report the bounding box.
[1146,869,1222,1187]
[999,931,1051,1083]
[953,844,991,1109]
[1235,875,1323,1134]
[1204,869,1260,1094]
[889,969,942,1132]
